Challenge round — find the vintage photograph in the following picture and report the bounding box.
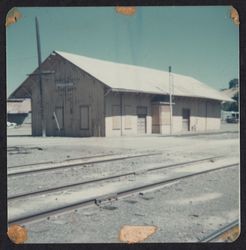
[6,6,239,243]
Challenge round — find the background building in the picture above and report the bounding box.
[9,51,232,137]
[7,98,31,125]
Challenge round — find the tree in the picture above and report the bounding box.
[222,90,239,112]
[222,79,239,111]
[230,92,239,111]
[229,78,239,89]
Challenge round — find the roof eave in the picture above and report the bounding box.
[111,88,168,95]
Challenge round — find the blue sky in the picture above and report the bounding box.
[6,6,239,96]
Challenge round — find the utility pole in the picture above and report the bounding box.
[35,16,46,137]
[120,93,123,136]
[169,66,173,135]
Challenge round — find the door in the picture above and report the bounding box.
[80,106,89,130]
[137,106,147,134]
[137,115,146,134]
[55,81,75,136]
[182,108,190,131]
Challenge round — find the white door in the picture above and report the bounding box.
[137,115,146,134]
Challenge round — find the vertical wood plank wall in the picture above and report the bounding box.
[151,97,221,135]
[105,92,152,136]
[172,97,221,133]
[30,54,105,137]
[27,53,222,137]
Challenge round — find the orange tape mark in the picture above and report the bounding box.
[7,224,28,244]
[230,7,240,25]
[115,7,136,16]
[119,225,157,243]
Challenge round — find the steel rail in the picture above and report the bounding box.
[64,153,116,162]
[117,163,238,198]
[7,146,42,151]
[8,162,238,225]
[8,153,117,169]
[8,152,161,177]
[8,161,54,169]
[8,156,222,200]
[199,220,239,242]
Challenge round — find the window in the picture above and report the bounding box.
[55,107,64,129]
[124,105,132,129]
[80,106,89,130]
[112,105,121,130]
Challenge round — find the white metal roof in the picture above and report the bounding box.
[220,87,239,98]
[55,51,233,102]
[7,98,31,114]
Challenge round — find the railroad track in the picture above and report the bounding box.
[8,151,161,177]
[199,220,240,242]
[8,155,222,200]
[8,158,238,225]
[8,152,117,168]
[7,146,44,155]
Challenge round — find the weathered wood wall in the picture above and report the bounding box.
[105,92,152,136]
[27,53,222,137]
[30,54,105,137]
[151,97,221,134]
[151,103,171,134]
[172,97,221,133]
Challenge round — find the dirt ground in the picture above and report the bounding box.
[7,123,239,167]
[7,123,240,243]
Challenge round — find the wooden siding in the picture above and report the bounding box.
[151,97,221,135]
[112,105,121,130]
[124,105,132,129]
[160,105,171,125]
[25,54,222,137]
[172,97,221,133]
[151,104,171,134]
[80,106,89,130]
[30,54,105,137]
[105,93,152,136]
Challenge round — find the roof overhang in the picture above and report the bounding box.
[9,50,235,103]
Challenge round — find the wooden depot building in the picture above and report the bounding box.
[10,51,233,137]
